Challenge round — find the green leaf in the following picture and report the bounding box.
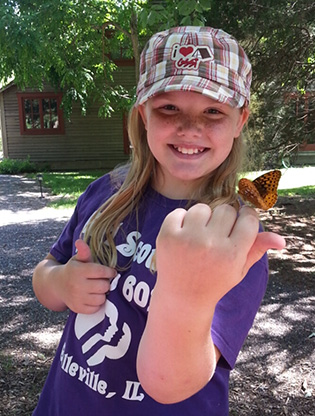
[180,15,193,26]
[178,0,196,16]
[147,10,160,26]
[193,17,204,26]
[199,0,211,11]
[138,8,148,27]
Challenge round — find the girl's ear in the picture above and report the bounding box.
[138,104,147,129]
[235,106,250,138]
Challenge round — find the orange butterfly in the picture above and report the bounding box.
[238,170,281,210]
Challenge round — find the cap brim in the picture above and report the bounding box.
[136,75,246,108]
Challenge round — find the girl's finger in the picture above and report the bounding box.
[206,204,237,237]
[229,206,259,251]
[182,204,212,228]
[158,208,187,238]
[244,232,286,274]
[75,239,93,263]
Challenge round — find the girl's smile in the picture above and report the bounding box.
[138,91,249,199]
[171,144,208,156]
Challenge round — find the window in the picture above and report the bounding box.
[17,92,65,135]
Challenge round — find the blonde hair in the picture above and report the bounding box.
[84,104,245,268]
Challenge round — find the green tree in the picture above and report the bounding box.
[1,0,314,167]
[204,0,315,168]
[0,0,210,117]
[0,0,140,116]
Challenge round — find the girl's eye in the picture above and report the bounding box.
[162,104,178,111]
[205,108,221,115]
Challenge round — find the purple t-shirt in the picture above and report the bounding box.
[33,173,268,416]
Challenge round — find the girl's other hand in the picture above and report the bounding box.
[54,239,117,314]
[33,240,117,314]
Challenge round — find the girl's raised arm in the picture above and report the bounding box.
[137,204,285,403]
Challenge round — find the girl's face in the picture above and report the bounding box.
[138,91,249,199]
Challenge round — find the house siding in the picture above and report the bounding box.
[0,65,135,170]
[0,92,9,157]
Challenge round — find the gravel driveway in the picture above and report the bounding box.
[0,175,72,414]
[0,174,314,415]
[0,174,72,339]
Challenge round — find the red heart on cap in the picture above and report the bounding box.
[179,46,194,57]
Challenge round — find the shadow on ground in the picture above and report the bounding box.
[230,196,314,415]
[0,214,69,415]
[0,175,48,213]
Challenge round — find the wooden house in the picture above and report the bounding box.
[1,66,314,169]
[288,91,315,166]
[0,64,135,170]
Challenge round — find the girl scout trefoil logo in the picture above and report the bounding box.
[171,44,214,69]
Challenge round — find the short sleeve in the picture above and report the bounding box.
[49,173,115,264]
[211,252,269,370]
[50,204,80,264]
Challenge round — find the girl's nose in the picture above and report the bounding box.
[177,115,203,137]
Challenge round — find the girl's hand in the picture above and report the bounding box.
[155,203,285,306]
[54,239,117,314]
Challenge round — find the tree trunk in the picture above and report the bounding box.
[130,9,140,84]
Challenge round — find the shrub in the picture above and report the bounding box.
[0,157,38,174]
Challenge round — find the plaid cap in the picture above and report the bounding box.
[136,26,252,108]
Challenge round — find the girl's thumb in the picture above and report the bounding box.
[75,239,93,263]
[244,232,286,275]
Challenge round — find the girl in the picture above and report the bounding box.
[32,26,285,415]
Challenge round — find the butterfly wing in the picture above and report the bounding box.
[238,178,269,210]
[253,170,281,209]
[238,170,281,210]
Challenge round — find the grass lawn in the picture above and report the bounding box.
[38,170,107,208]
[31,166,315,209]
